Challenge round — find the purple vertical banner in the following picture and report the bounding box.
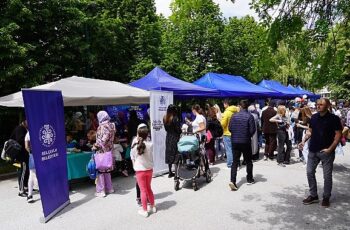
[22,90,70,223]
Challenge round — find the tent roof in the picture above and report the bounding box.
[129,67,220,97]
[193,73,282,98]
[258,80,301,98]
[287,84,306,95]
[0,76,150,107]
[296,85,320,98]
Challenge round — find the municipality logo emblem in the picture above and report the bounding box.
[39,124,56,147]
[160,96,166,105]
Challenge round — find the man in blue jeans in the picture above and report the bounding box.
[228,100,256,191]
[221,99,239,168]
[299,98,342,207]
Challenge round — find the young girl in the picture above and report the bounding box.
[131,123,156,217]
[113,136,128,177]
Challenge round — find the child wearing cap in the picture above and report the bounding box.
[131,123,156,217]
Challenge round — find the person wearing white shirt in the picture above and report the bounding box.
[189,104,207,138]
[130,124,156,218]
[24,132,38,203]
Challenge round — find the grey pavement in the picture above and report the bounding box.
[1,146,350,230]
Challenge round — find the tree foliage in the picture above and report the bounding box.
[1,0,349,99]
[0,0,161,96]
[160,0,224,82]
[252,0,350,96]
[221,16,272,82]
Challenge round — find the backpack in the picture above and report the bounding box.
[86,155,97,180]
[210,120,223,138]
[1,139,22,163]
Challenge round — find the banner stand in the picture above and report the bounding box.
[40,200,70,223]
[23,89,70,223]
[150,90,173,177]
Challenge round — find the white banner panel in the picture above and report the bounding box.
[150,91,173,176]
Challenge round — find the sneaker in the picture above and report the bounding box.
[229,182,238,191]
[247,179,255,185]
[303,195,319,205]
[138,209,149,218]
[18,192,28,197]
[148,205,157,214]
[95,192,106,198]
[321,198,330,208]
[106,189,115,194]
[277,163,286,167]
[283,161,290,165]
[136,198,142,207]
[263,156,268,161]
[27,195,34,203]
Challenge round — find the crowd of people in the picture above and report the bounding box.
[164,98,345,209]
[6,96,348,217]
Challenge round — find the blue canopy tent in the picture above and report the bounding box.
[193,73,283,98]
[287,85,306,96]
[296,85,320,99]
[258,80,301,98]
[129,67,220,98]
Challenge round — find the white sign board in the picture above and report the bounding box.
[150,90,173,176]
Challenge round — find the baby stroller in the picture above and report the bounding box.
[174,133,212,191]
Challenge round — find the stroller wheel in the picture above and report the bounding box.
[192,181,198,191]
[174,181,180,191]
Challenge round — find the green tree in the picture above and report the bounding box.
[251,0,349,46]
[113,0,161,81]
[221,16,273,82]
[160,0,224,82]
[252,0,350,94]
[0,0,88,96]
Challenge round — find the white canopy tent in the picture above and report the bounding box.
[0,76,150,107]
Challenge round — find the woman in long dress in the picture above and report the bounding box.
[163,105,182,178]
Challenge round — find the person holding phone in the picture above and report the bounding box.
[299,98,342,208]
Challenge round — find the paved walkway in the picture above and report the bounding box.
[1,146,350,230]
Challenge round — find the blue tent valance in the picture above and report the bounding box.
[193,73,283,98]
[296,85,320,99]
[129,67,220,98]
[258,80,301,98]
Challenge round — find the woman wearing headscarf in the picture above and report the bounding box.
[163,104,182,178]
[94,111,116,197]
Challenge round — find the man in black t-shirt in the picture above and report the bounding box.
[299,98,342,208]
[10,119,29,197]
